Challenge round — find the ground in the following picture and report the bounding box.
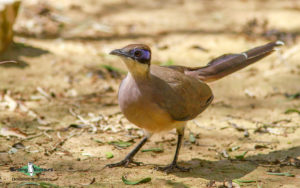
[0,0,300,187]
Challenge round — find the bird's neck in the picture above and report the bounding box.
[128,69,150,82]
[123,59,150,81]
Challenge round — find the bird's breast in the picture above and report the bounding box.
[118,76,183,132]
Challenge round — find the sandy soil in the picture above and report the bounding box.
[0,0,300,187]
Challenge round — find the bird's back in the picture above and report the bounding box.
[150,65,213,121]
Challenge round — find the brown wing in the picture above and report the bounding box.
[150,65,213,121]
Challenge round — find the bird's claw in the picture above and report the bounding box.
[106,158,143,168]
[156,163,190,173]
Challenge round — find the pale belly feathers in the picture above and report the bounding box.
[118,76,185,133]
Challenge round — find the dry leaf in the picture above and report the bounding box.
[0,127,27,139]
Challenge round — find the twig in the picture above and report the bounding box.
[0,60,17,64]
[43,130,52,139]
[69,108,97,133]
[193,120,215,130]
[23,132,43,141]
[37,87,51,99]
[47,129,84,155]
[57,132,62,140]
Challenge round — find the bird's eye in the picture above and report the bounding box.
[134,50,142,57]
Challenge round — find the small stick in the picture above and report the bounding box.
[0,60,17,64]
[43,131,52,139]
[69,108,97,133]
[48,129,84,155]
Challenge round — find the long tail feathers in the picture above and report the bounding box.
[187,41,284,82]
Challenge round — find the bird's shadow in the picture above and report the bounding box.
[170,146,300,181]
[0,42,49,68]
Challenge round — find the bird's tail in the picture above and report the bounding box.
[186,41,284,82]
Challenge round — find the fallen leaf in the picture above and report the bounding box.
[4,95,17,111]
[228,146,240,152]
[229,122,245,131]
[221,150,230,158]
[254,144,268,149]
[190,45,209,52]
[12,142,25,149]
[18,182,59,188]
[266,127,284,135]
[94,139,104,144]
[285,93,300,99]
[121,176,151,185]
[285,109,300,115]
[82,152,92,156]
[189,132,196,143]
[233,179,256,184]
[68,124,86,129]
[141,148,164,153]
[235,151,248,160]
[8,147,18,154]
[267,172,295,177]
[109,141,132,148]
[0,127,27,139]
[105,152,114,159]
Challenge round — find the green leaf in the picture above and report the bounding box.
[109,141,132,148]
[39,182,60,188]
[17,182,59,188]
[267,172,295,177]
[105,152,114,159]
[94,139,104,144]
[121,176,151,185]
[285,109,300,115]
[18,182,40,187]
[141,148,163,153]
[189,132,196,143]
[285,93,300,99]
[233,179,256,184]
[235,151,248,160]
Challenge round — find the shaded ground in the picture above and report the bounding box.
[0,0,300,187]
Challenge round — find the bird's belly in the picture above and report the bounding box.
[119,95,183,133]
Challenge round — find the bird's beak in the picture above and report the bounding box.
[109,49,128,57]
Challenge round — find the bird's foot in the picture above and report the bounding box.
[156,163,190,173]
[106,158,143,168]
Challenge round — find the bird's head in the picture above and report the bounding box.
[110,44,151,78]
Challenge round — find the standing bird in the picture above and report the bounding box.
[107,41,283,173]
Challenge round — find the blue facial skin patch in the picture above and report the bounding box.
[142,50,151,60]
[130,49,151,64]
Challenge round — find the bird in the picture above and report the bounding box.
[107,41,284,173]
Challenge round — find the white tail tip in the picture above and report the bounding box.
[275,40,285,46]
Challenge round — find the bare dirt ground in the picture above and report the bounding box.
[0,0,300,187]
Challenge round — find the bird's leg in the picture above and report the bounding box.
[157,127,190,173]
[106,136,148,168]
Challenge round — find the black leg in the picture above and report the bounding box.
[106,136,148,168]
[157,127,190,173]
[171,132,183,164]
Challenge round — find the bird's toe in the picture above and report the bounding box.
[156,163,190,173]
[106,158,143,168]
